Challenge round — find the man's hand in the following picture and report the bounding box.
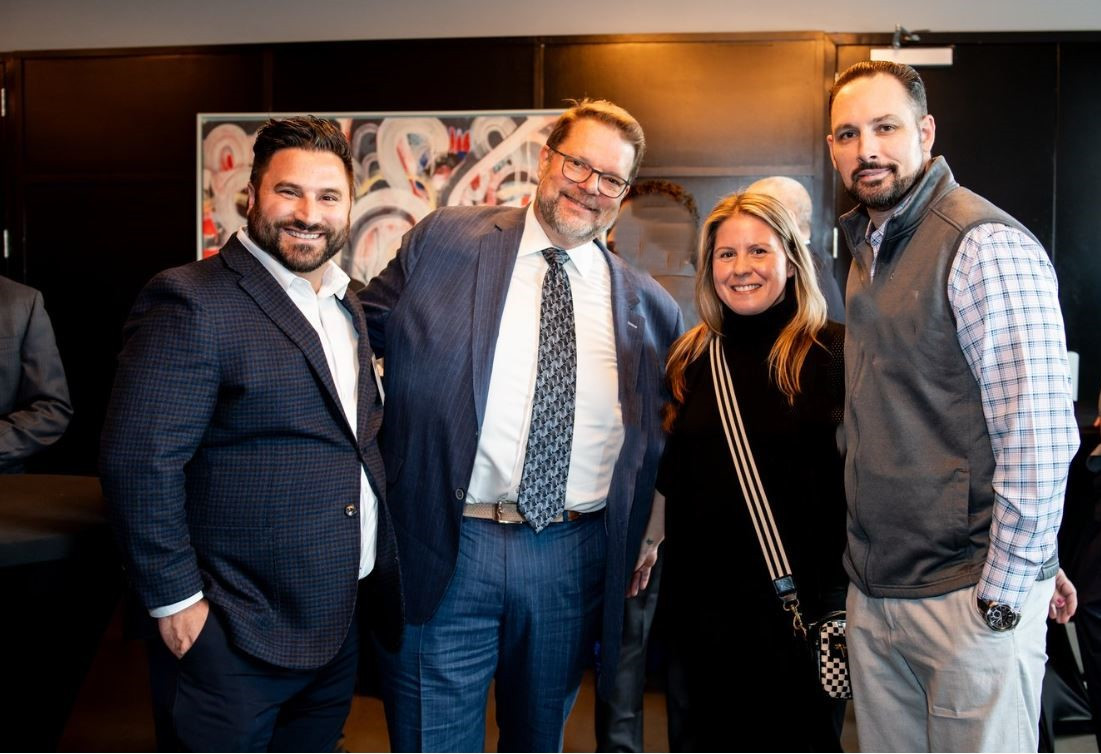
[157,598,210,659]
[1049,568,1078,624]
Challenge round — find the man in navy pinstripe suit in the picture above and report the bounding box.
[362,99,683,752]
[101,117,401,752]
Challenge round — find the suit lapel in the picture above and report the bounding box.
[601,243,644,426]
[220,239,350,438]
[471,209,525,429]
[340,293,382,445]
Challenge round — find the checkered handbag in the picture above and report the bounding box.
[815,613,852,700]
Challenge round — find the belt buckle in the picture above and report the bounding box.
[496,500,521,524]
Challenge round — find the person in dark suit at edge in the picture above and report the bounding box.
[0,275,72,473]
[100,116,402,752]
[361,98,683,752]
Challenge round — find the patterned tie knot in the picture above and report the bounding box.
[542,248,569,268]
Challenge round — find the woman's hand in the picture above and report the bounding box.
[628,491,666,598]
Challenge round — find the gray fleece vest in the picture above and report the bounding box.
[839,156,1057,598]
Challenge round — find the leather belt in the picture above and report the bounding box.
[462,501,591,525]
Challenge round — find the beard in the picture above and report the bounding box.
[846,160,923,211]
[246,205,349,274]
[534,182,618,248]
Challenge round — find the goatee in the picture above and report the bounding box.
[847,160,923,211]
[247,205,349,274]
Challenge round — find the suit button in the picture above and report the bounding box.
[455,488,465,500]
[345,504,357,517]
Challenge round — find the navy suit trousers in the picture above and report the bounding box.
[148,606,359,752]
[377,513,606,752]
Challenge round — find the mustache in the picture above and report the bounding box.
[852,160,897,182]
[279,219,333,235]
[561,190,599,212]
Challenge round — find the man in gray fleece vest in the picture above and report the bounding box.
[827,60,1080,751]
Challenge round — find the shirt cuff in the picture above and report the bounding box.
[149,591,204,618]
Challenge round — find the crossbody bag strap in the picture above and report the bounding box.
[709,337,806,639]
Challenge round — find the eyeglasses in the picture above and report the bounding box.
[547,146,631,198]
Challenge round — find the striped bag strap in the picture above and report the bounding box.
[709,337,806,639]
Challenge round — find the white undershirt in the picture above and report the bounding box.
[149,229,377,618]
[466,205,623,511]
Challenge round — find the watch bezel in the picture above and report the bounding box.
[977,598,1021,631]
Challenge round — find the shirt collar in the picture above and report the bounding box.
[237,228,350,299]
[517,204,601,279]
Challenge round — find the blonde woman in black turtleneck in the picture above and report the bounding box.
[630,193,847,751]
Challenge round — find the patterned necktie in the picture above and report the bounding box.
[516,248,577,532]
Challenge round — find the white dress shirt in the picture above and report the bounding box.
[466,205,623,512]
[150,229,377,618]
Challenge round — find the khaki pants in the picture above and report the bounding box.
[847,577,1054,752]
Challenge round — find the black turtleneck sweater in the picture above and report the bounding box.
[658,290,847,639]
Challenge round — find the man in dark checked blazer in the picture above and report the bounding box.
[100,117,401,751]
[362,99,683,751]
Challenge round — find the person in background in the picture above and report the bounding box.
[636,192,847,751]
[745,176,845,322]
[828,60,1078,752]
[607,179,701,327]
[0,274,72,473]
[596,178,700,752]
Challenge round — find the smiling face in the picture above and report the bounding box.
[828,73,935,222]
[711,212,794,316]
[246,147,352,288]
[534,118,636,250]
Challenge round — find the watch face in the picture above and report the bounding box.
[985,602,1020,631]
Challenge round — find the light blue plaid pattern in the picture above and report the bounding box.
[867,218,1078,608]
[948,224,1078,607]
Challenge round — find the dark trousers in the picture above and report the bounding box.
[148,607,359,752]
[1077,597,1101,750]
[377,513,607,752]
[595,552,662,752]
[665,613,843,753]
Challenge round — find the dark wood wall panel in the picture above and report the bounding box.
[22,52,266,175]
[271,39,536,112]
[20,178,197,472]
[545,39,826,173]
[1055,43,1101,408]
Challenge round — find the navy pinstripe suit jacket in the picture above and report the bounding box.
[101,238,402,670]
[361,206,683,698]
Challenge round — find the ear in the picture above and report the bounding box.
[537,145,552,179]
[919,114,936,158]
[826,134,839,170]
[246,183,257,214]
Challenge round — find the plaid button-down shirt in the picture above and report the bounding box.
[866,213,1079,609]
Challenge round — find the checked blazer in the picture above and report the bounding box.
[361,205,682,697]
[100,237,402,669]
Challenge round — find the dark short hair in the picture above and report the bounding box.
[249,115,355,191]
[829,60,928,120]
[624,179,700,227]
[545,98,646,181]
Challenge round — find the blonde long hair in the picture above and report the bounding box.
[664,192,829,430]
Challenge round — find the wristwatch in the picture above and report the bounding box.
[976,597,1021,631]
